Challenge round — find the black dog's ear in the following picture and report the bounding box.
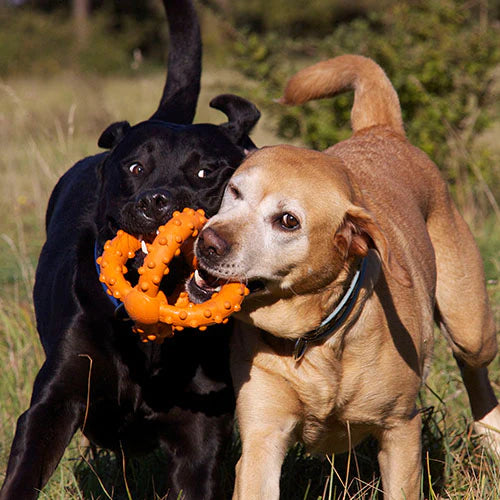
[210,94,260,148]
[98,121,131,149]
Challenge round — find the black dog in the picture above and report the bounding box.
[0,1,259,498]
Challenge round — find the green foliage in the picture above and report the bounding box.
[0,7,162,76]
[0,9,72,76]
[229,0,389,37]
[232,0,500,209]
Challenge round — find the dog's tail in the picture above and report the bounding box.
[151,0,202,124]
[278,55,405,137]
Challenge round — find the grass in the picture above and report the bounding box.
[0,70,499,499]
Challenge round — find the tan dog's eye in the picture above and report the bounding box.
[228,184,241,199]
[280,213,300,231]
[129,163,144,176]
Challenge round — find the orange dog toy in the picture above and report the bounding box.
[97,208,248,343]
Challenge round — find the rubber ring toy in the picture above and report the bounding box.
[97,207,248,343]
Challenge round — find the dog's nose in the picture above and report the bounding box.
[136,190,171,221]
[198,227,230,258]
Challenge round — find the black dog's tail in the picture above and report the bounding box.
[151,0,202,124]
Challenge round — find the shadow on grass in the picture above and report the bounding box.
[71,404,495,499]
[74,447,175,500]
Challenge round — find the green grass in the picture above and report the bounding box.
[0,71,499,499]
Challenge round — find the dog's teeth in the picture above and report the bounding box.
[194,269,222,291]
[194,269,203,286]
[141,240,148,254]
[156,229,160,235]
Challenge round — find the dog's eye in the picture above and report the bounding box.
[279,213,300,231]
[228,184,241,199]
[129,163,144,176]
[197,168,212,179]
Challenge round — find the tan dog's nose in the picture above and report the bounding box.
[198,227,231,258]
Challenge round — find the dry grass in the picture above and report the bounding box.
[0,70,499,499]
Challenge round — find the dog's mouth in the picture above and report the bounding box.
[122,230,159,271]
[193,268,227,295]
[137,230,160,256]
[115,228,191,301]
[103,221,267,308]
[187,267,266,304]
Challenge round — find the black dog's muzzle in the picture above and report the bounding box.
[119,188,178,237]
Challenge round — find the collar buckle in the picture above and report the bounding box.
[293,338,308,360]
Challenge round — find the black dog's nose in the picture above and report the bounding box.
[198,227,230,258]
[136,190,171,221]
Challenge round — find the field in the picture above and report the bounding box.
[0,70,499,499]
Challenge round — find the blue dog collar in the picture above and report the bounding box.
[94,241,122,309]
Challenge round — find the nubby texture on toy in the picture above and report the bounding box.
[97,207,248,343]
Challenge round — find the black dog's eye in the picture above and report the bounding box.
[278,213,300,231]
[196,168,212,179]
[129,162,144,176]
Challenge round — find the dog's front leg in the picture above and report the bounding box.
[0,361,82,500]
[234,423,294,500]
[374,412,422,500]
[161,409,233,500]
[231,357,300,499]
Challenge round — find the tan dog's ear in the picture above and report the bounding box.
[334,206,412,287]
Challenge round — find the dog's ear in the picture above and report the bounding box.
[210,94,261,150]
[335,206,412,287]
[98,121,131,149]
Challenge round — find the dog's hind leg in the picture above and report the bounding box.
[427,201,500,455]
[0,361,83,499]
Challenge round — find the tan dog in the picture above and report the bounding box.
[187,55,500,499]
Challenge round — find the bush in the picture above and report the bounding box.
[228,0,388,37]
[231,0,500,213]
[0,7,163,76]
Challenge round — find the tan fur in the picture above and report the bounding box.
[279,55,405,135]
[194,55,500,499]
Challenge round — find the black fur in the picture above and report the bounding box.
[0,1,259,498]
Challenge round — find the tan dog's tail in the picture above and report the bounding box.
[278,55,405,136]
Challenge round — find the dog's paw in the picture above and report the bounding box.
[474,404,500,457]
